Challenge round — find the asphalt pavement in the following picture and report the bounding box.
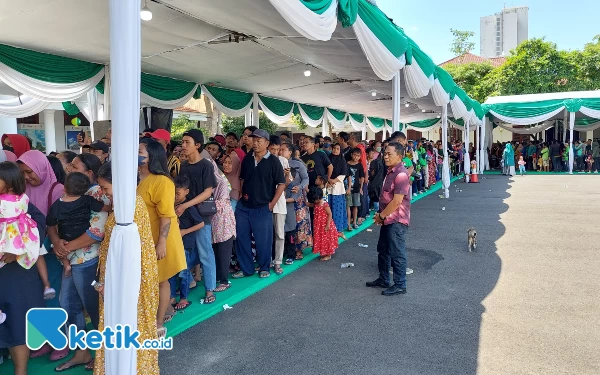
[159,174,600,375]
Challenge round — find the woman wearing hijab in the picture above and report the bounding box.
[0,149,18,162]
[2,133,31,157]
[503,143,516,176]
[328,143,348,237]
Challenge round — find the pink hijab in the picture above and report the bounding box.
[0,150,17,162]
[17,150,64,215]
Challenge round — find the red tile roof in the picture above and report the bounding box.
[439,53,506,68]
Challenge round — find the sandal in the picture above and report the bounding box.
[50,347,70,361]
[259,271,271,278]
[214,283,231,292]
[203,294,216,304]
[174,300,192,311]
[163,310,175,324]
[157,327,167,339]
[232,271,246,279]
[285,258,294,265]
[55,361,87,372]
[320,255,332,261]
[44,287,56,300]
[85,359,94,371]
[273,266,283,275]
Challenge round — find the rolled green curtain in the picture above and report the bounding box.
[486,99,565,119]
[297,103,325,120]
[141,73,198,102]
[350,113,364,123]
[580,98,600,111]
[258,95,294,116]
[202,85,253,111]
[407,118,440,129]
[368,117,385,128]
[357,0,408,58]
[450,118,465,127]
[328,108,347,121]
[62,101,80,116]
[0,43,103,84]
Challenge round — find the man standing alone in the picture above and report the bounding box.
[366,142,411,296]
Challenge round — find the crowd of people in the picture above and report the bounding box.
[491,139,600,176]
[0,125,448,374]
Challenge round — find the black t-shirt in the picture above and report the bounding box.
[46,195,104,241]
[301,151,331,187]
[240,152,286,208]
[178,201,203,249]
[347,162,365,194]
[179,157,217,219]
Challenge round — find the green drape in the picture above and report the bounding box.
[297,103,325,120]
[300,0,334,15]
[328,108,347,121]
[258,95,294,116]
[141,73,200,102]
[435,67,456,97]
[483,99,565,118]
[95,78,105,95]
[368,117,385,128]
[406,118,440,129]
[202,85,253,111]
[0,44,103,84]
[357,0,408,58]
[350,113,364,123]
[404,38,435,78]
[581,98,600,111]
[338,0,359,27]
[62,101,80,116]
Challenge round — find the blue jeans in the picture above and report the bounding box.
[168,248,196,299]
[195,224,216,291]
[377,222,408,288]
[519,165,526,175]
[59,257,99,331]
[235,202,273,274]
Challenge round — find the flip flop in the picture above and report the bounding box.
[30,344,52,358]
[85,359,95,371]
[50,347,70,361]
[55,361,87,372]
[44,288,56,300]
[174,301,192,311]
[214,283,231,292]
[157,327,167,339]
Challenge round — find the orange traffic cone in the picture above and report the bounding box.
[470,160,479,183]
[470,172,479,183]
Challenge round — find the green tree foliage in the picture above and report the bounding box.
[576,35,600,90]
[449,29,476,56]
[443,62,494,102]
[291,113,308,130]
[221,112,278,137]
[171,114,208,142]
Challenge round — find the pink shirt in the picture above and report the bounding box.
[379,163,411,226]
[518,160,526,166]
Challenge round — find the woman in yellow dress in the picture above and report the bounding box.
[94,161,160,375]
[137,138,186,338]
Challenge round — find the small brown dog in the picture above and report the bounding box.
[467,228,477,252]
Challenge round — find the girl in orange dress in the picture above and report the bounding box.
[307,187,338,261]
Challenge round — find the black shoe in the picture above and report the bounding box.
[382,285,407,296]
[366,279,390,288]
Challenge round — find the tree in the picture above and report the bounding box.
[221,112,279,137]
[576,35,600,90]
[171,114,208,142]
[443,62,494,102]
[291,113,308,130]
[449,29,476,57]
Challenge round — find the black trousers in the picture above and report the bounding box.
[284,230,297,260]
[213,237,234,285]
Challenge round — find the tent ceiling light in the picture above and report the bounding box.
[421,109,426,112]
[303,65,311,77]
[141,1,152,21]
[405,102,410,107]
[371,90,377,97]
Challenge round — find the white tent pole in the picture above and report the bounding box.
[322,108,329,137]
[562,110,567,142]
[475,121,479,172]
[42,109,56,154]
[252,93,259,129]
[392,71,401,132]
[244,110,251,127]
[382,125,386,140]
[569,111,575,174]
[464,119,470,182]
[105,0,142,373]
[103,65,111,121]
[480,117,487,172]
[441,104,450,198]
[362,126,366,140]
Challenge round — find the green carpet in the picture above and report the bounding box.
[2,177,458,374]
[484,170,599,175]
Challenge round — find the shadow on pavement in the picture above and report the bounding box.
[160,175,510,375]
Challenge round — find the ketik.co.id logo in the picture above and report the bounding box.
[26,308,172,351]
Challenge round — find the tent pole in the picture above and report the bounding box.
[392,71,401,132]
[244,110,251,127]
[42,109,56,154]
[441,104,450,198]
[322,108,329,137]
[253,93,259,129]
[562,110,568,142]
[569,112,575,174]
[106,0,142,373]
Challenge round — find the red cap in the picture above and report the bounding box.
[213,134,226,147]
[150,129,171,143]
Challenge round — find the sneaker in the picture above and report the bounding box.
[285,258,294,265]
[406,268,414,275]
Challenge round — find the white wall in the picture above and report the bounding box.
[54,110,66,151]
[493,126,513,143]
[0,95,18,135]
[502,11,518,55]
[480,15,498,57]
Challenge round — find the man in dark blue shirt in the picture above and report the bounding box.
[233,129,286,278]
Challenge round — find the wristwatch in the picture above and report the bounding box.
[378,213,385,221]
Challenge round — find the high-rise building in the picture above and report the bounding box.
[480,6,528,58]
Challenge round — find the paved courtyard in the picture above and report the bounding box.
[160,174,600,375]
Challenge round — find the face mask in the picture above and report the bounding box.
[3,145,14,153]
[375,147,381,152]
[138,155,147,166]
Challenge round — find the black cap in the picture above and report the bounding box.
[225,132,239,141]
[249,129,269,141]
[89,140,109,153]
[182,129,205,145]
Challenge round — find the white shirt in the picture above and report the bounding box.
[273,155,290,214]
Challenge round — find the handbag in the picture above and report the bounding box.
[196,195,216,216]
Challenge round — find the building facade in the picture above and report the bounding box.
[480,6,528,58]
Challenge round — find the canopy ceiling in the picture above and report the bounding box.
[0,0,469,124]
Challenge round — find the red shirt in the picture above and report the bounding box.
[379,163,411,226]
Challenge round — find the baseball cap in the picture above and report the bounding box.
[225,132,239,141]
[148,129,171,143]
[210,134,226,147]
[182,129,205,145]
[249,129,270,141]
[89,140,109,153]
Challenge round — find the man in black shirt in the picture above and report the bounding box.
[177,129,218,302]
[337,131,351,159]
[240,126,257,155]
[234,129,286,278]
[301,136,333,188]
